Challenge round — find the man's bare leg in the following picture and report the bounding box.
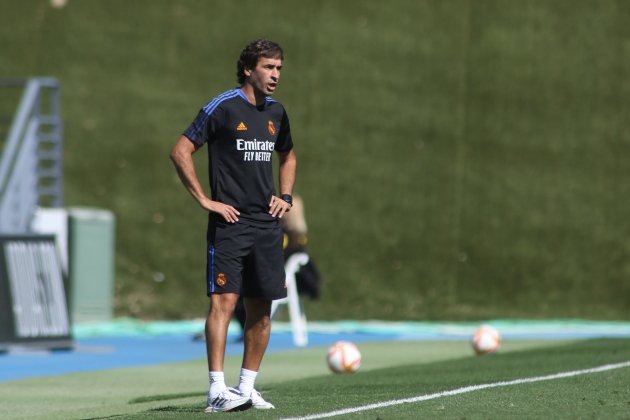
[206,293,239,371]
[234,298,275,409]
[242,297,272,371]
[204,293,253,412]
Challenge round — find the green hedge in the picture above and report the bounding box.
[2,0,629,320]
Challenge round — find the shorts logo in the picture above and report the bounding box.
[216,273,227,287]
[236,122,248,131]
[267,120,276,136]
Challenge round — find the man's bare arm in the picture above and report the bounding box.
[269,148,297,218]
[169,135,240,223]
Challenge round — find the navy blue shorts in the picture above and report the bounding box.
[206,220,287,300]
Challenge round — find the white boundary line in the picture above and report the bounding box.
[281,360,630,420]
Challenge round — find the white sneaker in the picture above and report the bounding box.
[250,389,275,409]
[205,388,252,413]
[229,387,275,409]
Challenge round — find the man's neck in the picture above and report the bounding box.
[240,85,265,106]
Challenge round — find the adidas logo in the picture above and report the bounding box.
[236,122,248,131]
[211,396,229,407]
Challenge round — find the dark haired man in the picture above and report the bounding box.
[170,39,296,413]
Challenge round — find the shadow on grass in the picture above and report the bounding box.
[128,392,202,404]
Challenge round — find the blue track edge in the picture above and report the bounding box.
[1,319,629,382]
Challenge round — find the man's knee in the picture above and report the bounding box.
[244,298,271,316]
[243,298,272,328]
[209,293,239,318]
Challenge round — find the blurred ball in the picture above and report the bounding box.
[471,325,501,355]
[327,341,361,373]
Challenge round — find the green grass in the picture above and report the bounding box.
[1,0,630,320]
[1,339,629,419]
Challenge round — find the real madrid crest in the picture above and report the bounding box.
[267,120,276,136]
[216,273,227,287]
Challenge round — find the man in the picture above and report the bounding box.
[169,39,296,413]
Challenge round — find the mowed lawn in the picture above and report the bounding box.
[1,338,629,419]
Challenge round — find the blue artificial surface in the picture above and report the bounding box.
[3,319,630,382]
[0,331,384,382]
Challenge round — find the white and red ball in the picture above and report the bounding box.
[327,341,361,373]
[471,325,501,355]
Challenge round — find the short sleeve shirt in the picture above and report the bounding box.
[183,88,294,226]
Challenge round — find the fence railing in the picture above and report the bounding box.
[0,78,63,233]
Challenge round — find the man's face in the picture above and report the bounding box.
[245,56,282,96]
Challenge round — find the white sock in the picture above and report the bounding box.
[237,368,258,396]
[209,371,226,396]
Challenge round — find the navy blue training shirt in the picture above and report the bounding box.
[183,88,294,226]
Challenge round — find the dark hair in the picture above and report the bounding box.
[237,39,284,84]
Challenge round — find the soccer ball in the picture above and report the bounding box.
[327,341,361,373]
[471,325,501,355]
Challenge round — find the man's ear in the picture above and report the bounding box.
[244,68,252,77]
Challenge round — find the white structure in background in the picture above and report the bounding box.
[31,207,69,274]
[271,253,310,347]
[0,78,63,234]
